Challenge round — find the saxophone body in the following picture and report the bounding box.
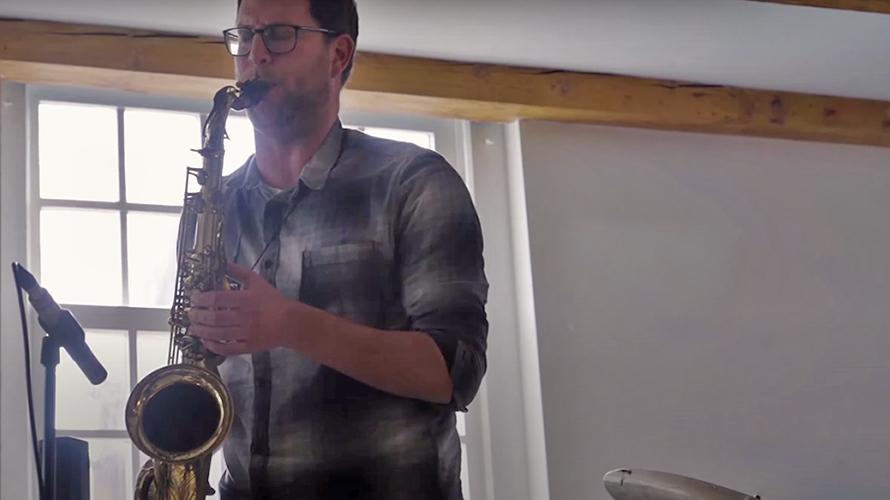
[125,81,270,500]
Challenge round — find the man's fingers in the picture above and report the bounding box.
[188,308,243,328]
[203,339,250,356]
[226,261,258,283]
[188,323,245,342]
[189,290,244,309]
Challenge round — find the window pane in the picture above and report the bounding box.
[40,208,123,306]
[359,127,435,150]
[127,212,180,308]
[124,108,201,206]
[223,115,255,176]
[38,102,120,202]
[136,331,171,382]
[87,438,133,500]
[56,330,129,431]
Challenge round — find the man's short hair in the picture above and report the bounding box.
[236,0,359,85]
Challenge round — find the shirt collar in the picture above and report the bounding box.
[234,119,345,193]
[300,119,344,191]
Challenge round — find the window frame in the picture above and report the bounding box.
[4,82,489,500]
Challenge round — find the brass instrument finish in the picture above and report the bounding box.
[125,81,271,500]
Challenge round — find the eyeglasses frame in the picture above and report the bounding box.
[222,24,341,57]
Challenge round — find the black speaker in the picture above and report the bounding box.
[39,436,90,500]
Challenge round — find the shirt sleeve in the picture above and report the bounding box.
[395,151,489,412]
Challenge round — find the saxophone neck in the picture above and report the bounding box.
[203,80,273,149]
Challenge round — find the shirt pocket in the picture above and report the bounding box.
[299,242,390,326]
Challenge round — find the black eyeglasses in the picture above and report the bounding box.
[223,24,339,57]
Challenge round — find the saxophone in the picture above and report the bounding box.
[125,80,271,500]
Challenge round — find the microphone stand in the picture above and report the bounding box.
[13,262,103,500]
[40,335,59,500]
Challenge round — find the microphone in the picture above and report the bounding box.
[14,264,108,385]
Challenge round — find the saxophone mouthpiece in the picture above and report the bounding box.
[234,79,274,110]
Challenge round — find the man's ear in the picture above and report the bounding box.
[330,34,356,80]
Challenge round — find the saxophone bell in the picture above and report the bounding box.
[126,364,232,464]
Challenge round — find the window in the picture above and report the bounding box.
[21,86,479,500]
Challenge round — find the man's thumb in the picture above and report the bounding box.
[226,261,256,284]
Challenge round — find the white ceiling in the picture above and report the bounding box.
[2,0,890,101]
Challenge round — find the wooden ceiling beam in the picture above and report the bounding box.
[747,0,890,14]
[2,18,890,148]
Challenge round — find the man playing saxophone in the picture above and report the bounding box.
[184,0,489,499]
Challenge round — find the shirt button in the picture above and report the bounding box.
[263,259,273,269]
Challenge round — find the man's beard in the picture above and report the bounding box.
[247,83,329,142]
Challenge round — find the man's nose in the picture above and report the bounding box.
[248,33,272,65]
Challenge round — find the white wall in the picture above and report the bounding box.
[518,120,890,500]
[0,80,37,500]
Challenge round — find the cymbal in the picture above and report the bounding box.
[603,468,760,500]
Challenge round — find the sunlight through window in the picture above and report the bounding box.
[223,114,256,176]
[124,108,201,207]
[87,438,134,500]
[40,207,123,306]
[127,212,180,308]
[56,330,129,431]
[39,102,119,202]
[349,125,436,151]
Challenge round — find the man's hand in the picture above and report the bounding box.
[187,261,297,356]
[187,261,455,405]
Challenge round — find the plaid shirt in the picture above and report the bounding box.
[215,120,488,500]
